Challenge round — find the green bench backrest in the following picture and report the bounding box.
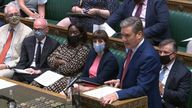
[45,0,74,22]
[169,10,192,49]
[48,34,126,68]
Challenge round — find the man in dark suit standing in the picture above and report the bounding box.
[101,17,162,108]
[106,0,170,45]
[158,39,191,108]
[13,18,60,83]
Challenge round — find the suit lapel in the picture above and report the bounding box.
[165,60,177,88]
[127,40,146,74]
[28,37,36,64]
[127,0,136,17]
[40,37,50,67]
[145,0,152,27]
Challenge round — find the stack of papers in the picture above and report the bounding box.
[83,86,120,99]
[34,71,64,87]
[14,69,31,74]
[181,37,192,42]
[93,23,116,37]
[0,79,16,89]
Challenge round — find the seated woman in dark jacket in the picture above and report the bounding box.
[80,30,119,86]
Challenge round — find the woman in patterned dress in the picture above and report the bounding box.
[31,23,89,93]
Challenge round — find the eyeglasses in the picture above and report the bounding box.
[7,13,20,18]
[33,27,47,31]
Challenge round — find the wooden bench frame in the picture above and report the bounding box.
[0,12,192,67]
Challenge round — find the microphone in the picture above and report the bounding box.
[63,73,82,92]
[0,95,16,108]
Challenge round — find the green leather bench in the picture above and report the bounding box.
[169,10,192,52]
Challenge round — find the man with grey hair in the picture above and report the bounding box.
[0,4,32,78]
[158,39,191,108]
[101,17,162,108]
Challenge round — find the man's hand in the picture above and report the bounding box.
[25,68,41,74]
[0,64,8,70]
[104,79,120,88]
[100,93,118,106]
[159,81,165,95]
[87,8,99,15]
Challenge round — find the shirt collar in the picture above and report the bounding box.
[36,37,46,44]
[132,38,144,53]
[9,22,21,31]
[162,59,175,71]
[143,0,148,6]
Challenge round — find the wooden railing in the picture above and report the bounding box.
[168,0,192,13]
[0,12,192,67]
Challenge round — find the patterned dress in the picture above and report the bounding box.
[31,43,89,93]
[70,0,119,32]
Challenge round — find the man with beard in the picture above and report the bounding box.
[0,4,32,78]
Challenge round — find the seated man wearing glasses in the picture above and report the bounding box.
[0,4,32,78]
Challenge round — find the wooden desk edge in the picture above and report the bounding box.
[0,77,67,99]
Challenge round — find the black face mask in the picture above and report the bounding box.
[67,35,80,46]
[160,54,172,65]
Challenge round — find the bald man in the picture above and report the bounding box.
[13,18,60,83]
[0,4,32,78]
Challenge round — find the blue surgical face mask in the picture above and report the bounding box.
[93,43,105,53]
[34,30,46,41]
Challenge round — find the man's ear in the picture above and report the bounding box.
[136,31,142,39]
[45,27,49,33]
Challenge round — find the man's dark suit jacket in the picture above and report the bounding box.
[14,36,60,83]
[162,59,191,108]
[107,0,170,45]
[117,40,162,108]
[81,48,119,85]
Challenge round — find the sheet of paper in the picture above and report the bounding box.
[0,79,17,90]
[34,70,63,87]
[181,37,192,42]
[14,69,31,74]
[83,86,120,99]
[93,23,116,37]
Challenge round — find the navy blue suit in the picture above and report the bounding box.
[107,0,170,45]
[81,48,119,84]
[117,40,162,108]
[162,59,191,108]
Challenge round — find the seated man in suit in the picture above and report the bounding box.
[101,17,162,108]
[158,39,191,108]
[12,18,60,83]
[106,0,170,45]
[0,4,32,78]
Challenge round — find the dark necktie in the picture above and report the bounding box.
[35,41,42,68]
[135,2,143,17]
[120,50,133,88]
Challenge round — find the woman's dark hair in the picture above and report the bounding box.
[93,30,109,51]
[68,22,87,43]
